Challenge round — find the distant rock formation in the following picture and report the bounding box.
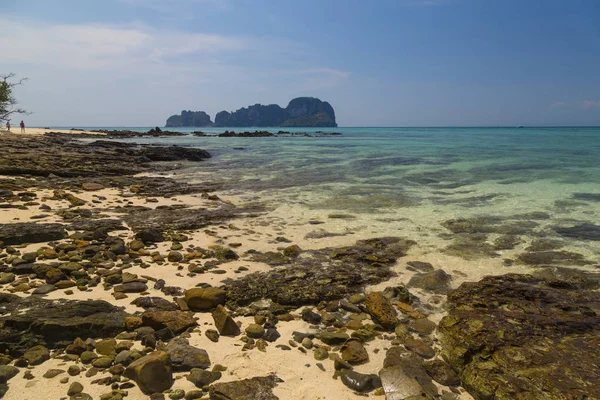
[166,110,213,127]
[165,97,337,128]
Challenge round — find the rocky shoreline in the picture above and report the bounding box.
[0,133,598,400]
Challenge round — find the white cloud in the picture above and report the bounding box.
[583,100,600,109]
[0,17,247,70]
[118,0,231,14]
[549,101,567,109]
[0,16,349,125]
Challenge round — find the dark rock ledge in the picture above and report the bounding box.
[439,273,600,399]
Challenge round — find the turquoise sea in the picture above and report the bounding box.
[63,126,600,275]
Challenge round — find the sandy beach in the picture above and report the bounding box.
[0,131,598,400]
[0,127,102,136]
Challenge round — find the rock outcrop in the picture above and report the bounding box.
[166,110,213,127]
[179,97,337,128]
[439,273,600,399]
[0,294,129,355]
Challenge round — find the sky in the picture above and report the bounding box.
[1,0,600,127]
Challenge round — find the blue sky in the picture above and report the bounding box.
[1,0,599,126]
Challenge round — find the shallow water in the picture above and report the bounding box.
[76,126,600,272]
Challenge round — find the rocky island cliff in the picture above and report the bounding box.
[165,97,337,127]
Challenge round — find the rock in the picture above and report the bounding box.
[554,223,600,241]
[212,97,337,128]
[43,368,65,378]
[0,273,15,284]
[184,389,204,400]
[167,389,185,400]
[124,351,173,395]
[205,329,220,342]
[439,274,600,399]
[186,368,221,388]
[32,284,57,295]
[82,182,104,191]
[0,223,67,245]
[225,237,415,308]
[185,287,226,311]
[403,337,435,359]
[165,337,210,371]
[68,365,81,376]
[23,345,50,365]
[340,371,381,393]
[531,266,600,290]
[168,251,184,262]
[214,248,239,261]
[80,351,98,364]
[301,337,313,349]
[423,360,460,386]
[409,318,437,336]
[365,292,398,329]
[114,282,147,293]
[142,311,196,334]
[340,338,369,365]
[407,269,452,294]
[137,229,165,243]
[209,375,280,400]
[67,381,84,396]
[406,261,435,273]
[314,347,329,360]
[95,339,117,356]
[0,294,129,355]
[245,324,265,339]
[379,365,435,400]
[129,240,145,251]
[212,305,240,336]
[318,332,349,345]
[166,111,213,128]
[92,356,114,368]
[261,328,279,343]
[0,365,19,381]
[301,308,322,324]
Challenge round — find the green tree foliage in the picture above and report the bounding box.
[1,73,29,122]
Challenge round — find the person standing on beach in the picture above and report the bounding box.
[20,121,25,133]
[5,121,9,132]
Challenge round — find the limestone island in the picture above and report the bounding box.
[165,97,337,128]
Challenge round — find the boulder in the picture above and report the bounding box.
[186,368,221,388]
[165,338,210,371]
[365,292,398,329]
[407,269,452,294]
[142,311,196,334]
[209,375,280,400]
[439,274,600,399]
[124,351,173,395]
[136,228,165,243]
[0,223,67,245]
[0,294,129,355]
[245,324,265,339]
[211,305,240,336]
[185,287,226,311]
[340,338,369,365]
[114,282,147,293]
[225,237,415,308]
[340,371,381,393]
[23,345,50,365]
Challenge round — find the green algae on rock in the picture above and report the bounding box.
[224,237,416,308]
[439,274,600,399]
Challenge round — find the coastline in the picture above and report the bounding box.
[0,131,598,400]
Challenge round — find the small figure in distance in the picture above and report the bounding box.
[5,121,10,132]
[20,120,25,133]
